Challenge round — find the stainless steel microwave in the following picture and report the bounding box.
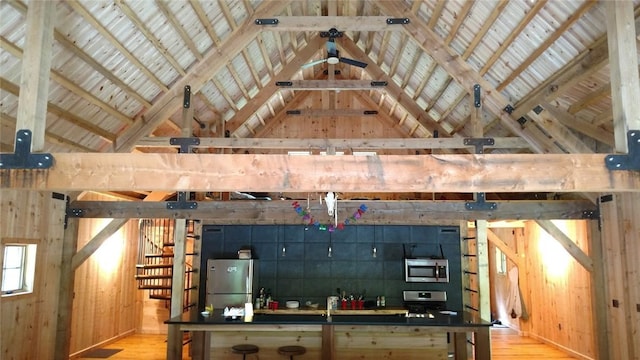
[404,258,449,283]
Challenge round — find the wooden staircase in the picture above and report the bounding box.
[135,219,198,308]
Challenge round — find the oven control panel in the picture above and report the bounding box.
[403,290,447,302]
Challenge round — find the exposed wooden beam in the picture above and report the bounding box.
[541,102,615,147]
[256,16,408,31]
[15,0,55,151]
[136,136,531,150]
[284,109,379,117]
[70,218,130,270]
[275,79,388,90]
[377,2,550,153]
[487,229,521,268]
[1,112,94,152]
[114,1,292,153]
[67,200,596,222]
[535,220,593,272]
[3,153,638,193]
[606,1,640,153]
[339,38,451,136]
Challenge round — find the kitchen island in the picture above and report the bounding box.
[166,309,491,360]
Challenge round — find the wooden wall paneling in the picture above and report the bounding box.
[0,190,66,360]
[167,219,187,359]
[487,228,519,330]
[587,216,609,360]
[514,227,530,335]
[68,192,139,356]
[54,212,79,360]
[600,193,640,360]
[523,221,595,359]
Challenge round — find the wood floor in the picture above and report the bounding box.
[74,327,578,359]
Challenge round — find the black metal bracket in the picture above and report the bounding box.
[276,81,292,87]
[255,18,279,25]
[170,137,200,153]
[605,130,640,170]
[517,117,527,126]
[166,191,198,210]
[363,110,378,115]
[370,81,388,87]
[533,105,544,114]
[463,137,495,154]
[386,18,410,25]
[286,110,301,115]
[465,192,497,211]
[0,130,54,169]
[473,84,481,108]
[582,209,599,219]
[320,28,343,38]
[504,104,514,114]
[183,85,191,108]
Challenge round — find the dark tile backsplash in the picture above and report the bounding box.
[200,225,462,310]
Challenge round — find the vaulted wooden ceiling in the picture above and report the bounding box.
[1,0,639,202]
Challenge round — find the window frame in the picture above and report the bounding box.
[1,239,38,297]
[495,247,507,275]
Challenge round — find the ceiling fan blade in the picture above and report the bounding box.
[301,58,327,69]
[339,57,368,68]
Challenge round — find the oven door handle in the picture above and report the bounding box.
[435,265,440,280]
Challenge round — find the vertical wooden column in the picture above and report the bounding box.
[606,0,640,153]
[587,218,609,360]
[53,201,79,360]
[514,227,530,335]
[476,220,491,322]
[167,219,187,360]
[15,0,55,151]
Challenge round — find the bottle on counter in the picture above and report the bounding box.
[380,296,386,307]
[376,296,380,307]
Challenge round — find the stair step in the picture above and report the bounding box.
[149,294,172,300]
[138,285,172,290]
[135,274,173,280]
[136,263,173,269]
[144,253,174,258]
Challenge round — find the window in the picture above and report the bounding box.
[1,243,37,296]
[495,247,507,275]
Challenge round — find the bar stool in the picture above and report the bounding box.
[277,345,306,359]
[231,344,259,359]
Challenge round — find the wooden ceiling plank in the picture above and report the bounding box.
[67,199,597,221]
[605,0,640,153]
[225,35,324,133]
[378,1,552,153]
[411,59,438,100]
[497,1,598,91]
[189,0,222,45]
[4,153,639,193]
[462,0,508,60]
[428,1,446,29]
[0,35,135,125]
[444,0,473,45]
[528,112,594,153]
[568,84,612,115]
[253,91,312,138]
[339,38,451,136]
[1,112,95,152]
[212,77,239,112]
[65,0,169,93]
[376,31,392,66]
[400,47,422,88]
[479,0,547,75]
[227,64,251,100]
[218,0,238,29]
[15,0,55,151]
[257,32,276,78]
[241,50,264,89]
[388,33,408,77]
[0,76,116,142]
[274,32,288,67]
[425,77,453,113]
[351,91,410,138]
[156,0,203,60]
[115,0,186,76]
[114,1,293,152]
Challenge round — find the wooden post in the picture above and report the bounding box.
[15,0,55,151]
[53,212,79,360]
[606,0,640,153]
[588,218,609,359]
[476,220,490,322]
[167,219,187,359]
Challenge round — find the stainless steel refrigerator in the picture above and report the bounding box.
[206,259,257,308]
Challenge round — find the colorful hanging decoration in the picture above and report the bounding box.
[292,201,368,231]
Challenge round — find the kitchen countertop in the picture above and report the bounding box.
[166,308,492,327]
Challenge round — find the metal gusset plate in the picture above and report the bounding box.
[170,137,200,153]
[463,138,495,154]
[0,130,54,169]
[465,193,497,211]
[166,192,198,210]
[605,130,640,170]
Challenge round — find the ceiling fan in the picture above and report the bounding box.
[302,28,368,69]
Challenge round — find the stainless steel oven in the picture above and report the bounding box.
[404,258,449,283]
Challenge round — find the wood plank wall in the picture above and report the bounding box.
[0,190,66,360]
[488,221,595,359]
[69,192,141,356]
[600,193,640,360]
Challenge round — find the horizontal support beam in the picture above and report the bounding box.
[135,137,531,150]
[286,109,378,117]
[276,80,386,90]
[67,200,596,222]
[2,153,639,193]
[256,16,407,31]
